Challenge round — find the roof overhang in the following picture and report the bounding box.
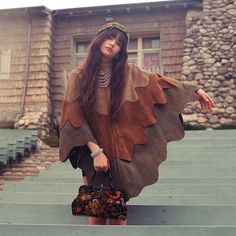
[0,6,51,17]
[53,0,202,17]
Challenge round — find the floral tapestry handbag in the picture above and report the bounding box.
[71,169,127,220]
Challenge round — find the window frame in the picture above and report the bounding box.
[128,34,163,74]
[70,34,93,70]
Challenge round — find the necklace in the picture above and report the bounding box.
[97,67,112,87]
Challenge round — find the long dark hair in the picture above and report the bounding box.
[79,28,128,119]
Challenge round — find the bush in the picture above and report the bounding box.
[183,123,206,130]
[42,136,59,147]
[213,124,236,130]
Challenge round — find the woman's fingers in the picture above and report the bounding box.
[201,99,208,112]
[94,163,109,172]
[94,167,108,172]
[204,93,215,107]
[206,95,215,111]
[93,154,109,172]
[197,89,216,112]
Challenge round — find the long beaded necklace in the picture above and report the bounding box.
[97,67,112,87]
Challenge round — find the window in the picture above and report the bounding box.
[128,36,162,73]
[74,41,90,66]
[0,49,11,80]
[66,40,90,84]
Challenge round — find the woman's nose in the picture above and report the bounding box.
[109,39,116,47]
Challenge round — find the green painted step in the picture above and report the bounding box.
[50,163,236,171]
[168,142,236,147]
[23,176,236,185]
[0,129,235,234]
[0,129,38,164]
[24,176,82,183]
[50,160,236,170]
[47,161,236,170]
[128,195,236,206]
[159,161,236,166]
[159,165,236,173]
[3,182,236,195]
[52,156,235,168]
[169,143,236,148]
[40,166,235,176]
[184,130,236,136]
[1,191,236,206]
[172,136,236,140]
[165,155,235,161]
[166,149,236,155]
[0,204,236,225]
[36,168,236,178]
[0,225,236,236]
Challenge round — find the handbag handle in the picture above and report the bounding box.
[89,169,115,190]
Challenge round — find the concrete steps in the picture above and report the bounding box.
[0,130,235,235]
[0,129,38,165]
[3,181,236,195]
[0,148,59,182]
[1,203,236,225]
[0,225,235,236]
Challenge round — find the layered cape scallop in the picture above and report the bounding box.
[59,63,200,201]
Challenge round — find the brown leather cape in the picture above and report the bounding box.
[59,63,200,201]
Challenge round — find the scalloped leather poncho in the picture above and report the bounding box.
[59,63,200,201]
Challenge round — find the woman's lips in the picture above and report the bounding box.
[105,47,113,52]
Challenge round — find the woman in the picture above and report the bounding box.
[59,22,215,225]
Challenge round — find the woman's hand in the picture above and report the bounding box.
[87,141,110,172]
[93,153,110,172]
[196,89,216,112]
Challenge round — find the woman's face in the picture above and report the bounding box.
[100,35,121,61]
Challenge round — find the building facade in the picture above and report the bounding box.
[0,0,235,136]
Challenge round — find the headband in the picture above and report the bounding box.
[98,22,129,40]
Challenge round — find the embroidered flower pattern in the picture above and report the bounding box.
[72,185,127,220]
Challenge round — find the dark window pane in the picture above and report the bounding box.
[128,39,137,50]
[128,52,137,64]
[143,38,160,49]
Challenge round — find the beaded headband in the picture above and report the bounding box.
[98,22,129,41]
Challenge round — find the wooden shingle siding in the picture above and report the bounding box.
[0,9,53,127]
[24,15,52,110]
[0,80,24,89]
[0,15,28,125]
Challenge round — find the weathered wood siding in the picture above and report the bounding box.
[0,15,28,127]
[0,10,52,128]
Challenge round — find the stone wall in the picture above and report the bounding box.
[182,0,236,127]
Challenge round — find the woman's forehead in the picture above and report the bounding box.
[108,31,124,41]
